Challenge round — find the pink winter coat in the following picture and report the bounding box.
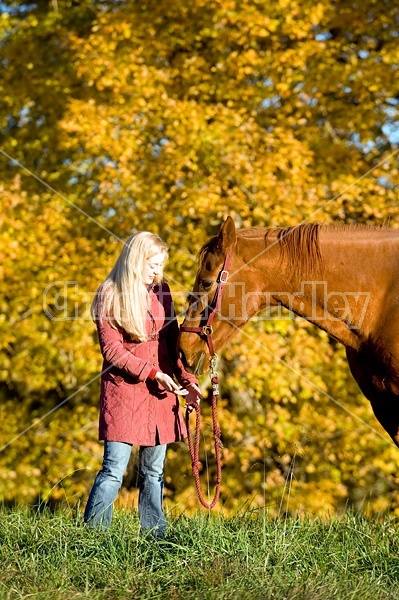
[96,282,198,446]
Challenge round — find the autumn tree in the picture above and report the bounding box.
[1,0,398,514]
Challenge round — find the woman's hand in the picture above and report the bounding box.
[185,383,202,413]
[155,372,188,395]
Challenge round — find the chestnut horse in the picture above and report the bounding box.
[179,216,399,447]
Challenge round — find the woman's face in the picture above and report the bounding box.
[143,252,166,286]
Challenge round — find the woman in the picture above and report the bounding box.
[84,232,201,536]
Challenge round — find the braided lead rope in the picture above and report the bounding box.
[185,357,222,509]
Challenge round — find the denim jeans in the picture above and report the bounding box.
[84,441,167,537]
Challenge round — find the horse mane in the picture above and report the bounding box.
[263,223,323,280]
[265,223,395,278]
[198,236,218,265]
[200,222,395,280]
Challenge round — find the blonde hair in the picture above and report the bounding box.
[92,232,168,341]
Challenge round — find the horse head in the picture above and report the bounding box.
[179,216,239,375]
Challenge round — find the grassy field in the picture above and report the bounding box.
[0,506,398,599]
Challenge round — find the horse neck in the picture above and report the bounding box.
[236,230,385,350]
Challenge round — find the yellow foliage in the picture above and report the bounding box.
[0,0,399,516]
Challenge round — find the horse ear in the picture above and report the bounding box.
[216,216,236,252]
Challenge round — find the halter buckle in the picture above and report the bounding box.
[219,270,229,284]
[202,325,213,336]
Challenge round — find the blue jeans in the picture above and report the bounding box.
[84,441,167,537]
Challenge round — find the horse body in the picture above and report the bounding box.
[180,218,399,446]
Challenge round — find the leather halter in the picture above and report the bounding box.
[180,246,233,358]
[181,245,234,509]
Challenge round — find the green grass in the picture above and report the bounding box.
[0,506,398,599]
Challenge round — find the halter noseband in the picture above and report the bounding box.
[180,246,233,358]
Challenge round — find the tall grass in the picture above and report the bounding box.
[0,505,398,599]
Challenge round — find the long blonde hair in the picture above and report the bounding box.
[92,232,168,341]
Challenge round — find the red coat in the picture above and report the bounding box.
[96,283,198,446]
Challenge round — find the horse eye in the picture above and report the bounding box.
[200,280,213,290]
